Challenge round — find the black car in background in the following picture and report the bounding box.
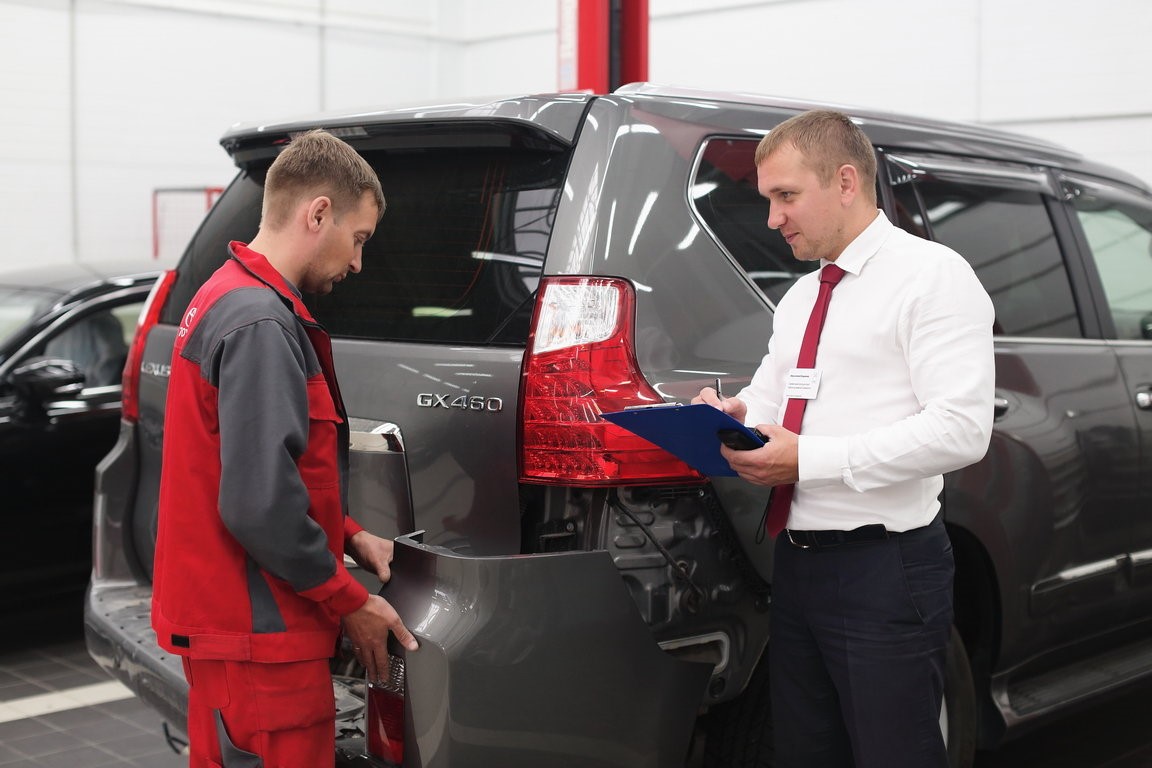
[0,262,158,617]
[86,85,1152,767]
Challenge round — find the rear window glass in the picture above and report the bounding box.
[164,140,569,346]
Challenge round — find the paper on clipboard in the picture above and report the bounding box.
[600,403,764,477]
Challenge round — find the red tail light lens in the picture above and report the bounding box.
[519,276,703,485]
[366,654,406,764]
[121,269,177,423]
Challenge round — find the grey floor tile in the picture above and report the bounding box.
[4,729,84,758]
[0,717,55,742]
[96,731,176,760]
[35,745,122,768]
[0,742,27,765]
[63,716,149,745]
[32,704,110,730]
[0,680,50,701]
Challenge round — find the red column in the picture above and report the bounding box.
[558,0,648,93]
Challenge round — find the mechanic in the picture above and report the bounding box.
[151,129,418,768]
[695,110,995,767]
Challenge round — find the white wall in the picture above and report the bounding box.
[643,0,1152,185]
[1,0,443,268]
[1,0,1149,270]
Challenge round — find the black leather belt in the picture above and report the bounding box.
[785,524,890,550]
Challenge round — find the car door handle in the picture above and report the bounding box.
[993,396,1009,417]
[1136,387,1152,410]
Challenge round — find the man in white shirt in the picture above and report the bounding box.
[695,110,995,767]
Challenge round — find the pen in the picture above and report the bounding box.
[715,377,724,400]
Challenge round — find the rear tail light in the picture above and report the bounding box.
[519,276,703,485]
[366,654,406,764]
[121,269,177,423]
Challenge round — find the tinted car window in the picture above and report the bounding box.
[1067,177,1152,341]
[690,138,816,304]
[309,147,567,345]
[165,145,568,347]
[0,288,59,348]
[891,172,1080,338]
[161,173,263,326]
[40,303,143,388]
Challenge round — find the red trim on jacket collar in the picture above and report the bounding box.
[227,241,318,324]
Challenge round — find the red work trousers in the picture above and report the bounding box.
[182,657,335,768]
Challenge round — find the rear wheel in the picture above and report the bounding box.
[700,654,773,768]
[943,624,977,768]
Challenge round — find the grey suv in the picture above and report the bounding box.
[86,84,1152,767]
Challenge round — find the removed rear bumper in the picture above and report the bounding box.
[380,533,713,768]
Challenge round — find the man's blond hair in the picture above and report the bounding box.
[262,129,385,229]
[755,110,877,202]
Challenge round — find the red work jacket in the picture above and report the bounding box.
[152,243,368,663]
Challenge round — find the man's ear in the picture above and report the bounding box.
[305,196,332,232]
[837,163,861,205]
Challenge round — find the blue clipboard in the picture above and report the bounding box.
[600,403,764,477]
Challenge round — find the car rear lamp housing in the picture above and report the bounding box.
[121,269,177,423]
[519,276,704,486]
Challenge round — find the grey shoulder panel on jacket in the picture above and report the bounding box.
[180,285,321,383]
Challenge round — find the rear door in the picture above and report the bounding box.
[1061,173,1152,612]
[0,287,149,607]
[883,152,1141,669]
[133,121,574,579]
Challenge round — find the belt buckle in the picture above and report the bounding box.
[786,529,812,549]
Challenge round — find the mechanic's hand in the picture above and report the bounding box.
[343,594,419,680]
[346,530,395,583]
[691,387,748,423]
[720,423,799,487]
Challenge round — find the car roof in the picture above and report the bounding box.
[215,82,1149,194]
[0,260,162,295]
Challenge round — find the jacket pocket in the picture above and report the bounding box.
[299,379,341,490]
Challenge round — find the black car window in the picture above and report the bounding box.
[37,302,144,388]
[1065,175,1152,341]
[307,147,567,345]
[165,143,568,346]
[0,288,60,349]
[690,138,817,305]
[888,160,1081,338]
[161,173,263,327]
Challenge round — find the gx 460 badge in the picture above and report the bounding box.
[417,393,504,412]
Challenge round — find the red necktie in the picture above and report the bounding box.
[764,263,846,537]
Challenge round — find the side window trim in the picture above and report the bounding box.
[885,152,1055,196]
[1040,183,1109,341]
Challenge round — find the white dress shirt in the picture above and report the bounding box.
[737,211,995,532]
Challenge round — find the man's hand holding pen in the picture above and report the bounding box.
[693,378,799,487]
[694,376,749,423]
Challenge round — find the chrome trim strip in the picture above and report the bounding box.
[348,420,405,452]
[658,631,731,675]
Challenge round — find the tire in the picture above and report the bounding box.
[943,624,978,768]
[697,624,976,768]
[700,654,773,768]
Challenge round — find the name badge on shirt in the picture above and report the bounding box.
[784,368,822,400]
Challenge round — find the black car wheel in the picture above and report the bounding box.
[944,624,978,768]
[700,652,773,768]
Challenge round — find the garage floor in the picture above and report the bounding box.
[0,606,183,768]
